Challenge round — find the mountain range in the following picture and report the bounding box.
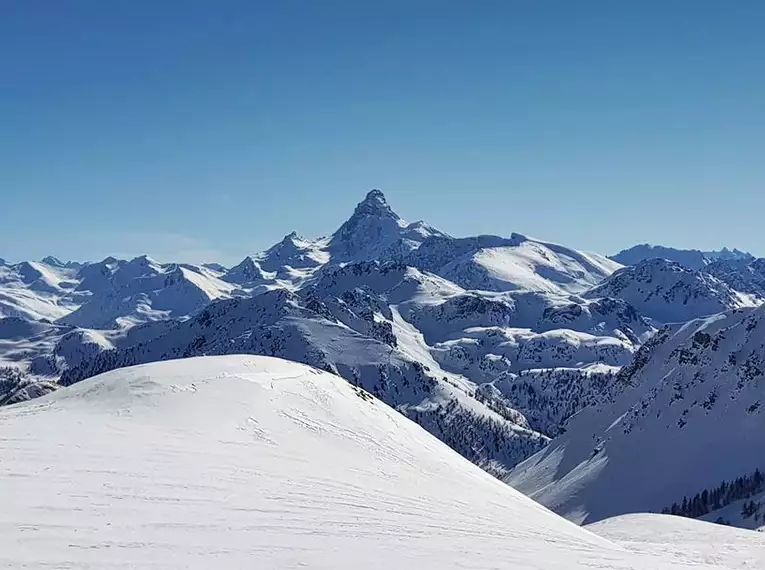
[2,189,765,533]
[611,244,753,271]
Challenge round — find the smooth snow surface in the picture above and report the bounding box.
[589,514,765,568]
[1,356,762,569]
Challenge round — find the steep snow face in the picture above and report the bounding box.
[410,234,620,294]
[584,259,756,324]
[2,355,762,569]
[507,305,765,526]
[0,317,74,373]
[611,244,753,270]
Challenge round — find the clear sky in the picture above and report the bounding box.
[2,0,763,265]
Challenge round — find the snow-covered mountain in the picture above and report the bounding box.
[611,244,753,270]
[584,258,756,323]
[405,233,620,294]
[0,259,81,321]
[507,304,765,528]
[704,257,765,298]
[2,355,762,569]
[3,190,763,481]
[62,255,239,329]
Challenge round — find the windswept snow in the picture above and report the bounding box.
[1,355,762,569]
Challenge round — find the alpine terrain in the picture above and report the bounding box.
[0,190,650,476]
[3,190,765,536]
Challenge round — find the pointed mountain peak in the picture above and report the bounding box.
[235,255,257,268]
[41,256,65,268]
[351,189,399,221]
[279,231,305,245]
[223,256,268,284]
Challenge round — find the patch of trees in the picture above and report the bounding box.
[661,468,765,521]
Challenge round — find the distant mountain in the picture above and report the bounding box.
[61,256,238,329]
[328,188,446,262]
[406,234,621,295]
[507,305,765,528]
[41,256,85,270]
[0,260,81,321]
[611,244,753,270]
[583,258,755,324]
[704,257,765,298]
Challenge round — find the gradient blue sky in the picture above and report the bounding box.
[2,0,763,265]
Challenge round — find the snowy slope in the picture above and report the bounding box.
[408,233,620,294]
[2,355,763,569]
[584,258,756,323]
[507,305,765,525]
[589,514,765,567]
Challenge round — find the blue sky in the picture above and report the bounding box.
[1,0,763,265]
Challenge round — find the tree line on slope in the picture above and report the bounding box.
[661,468,765,523]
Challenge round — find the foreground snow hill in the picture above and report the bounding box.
[2,356,764,569]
